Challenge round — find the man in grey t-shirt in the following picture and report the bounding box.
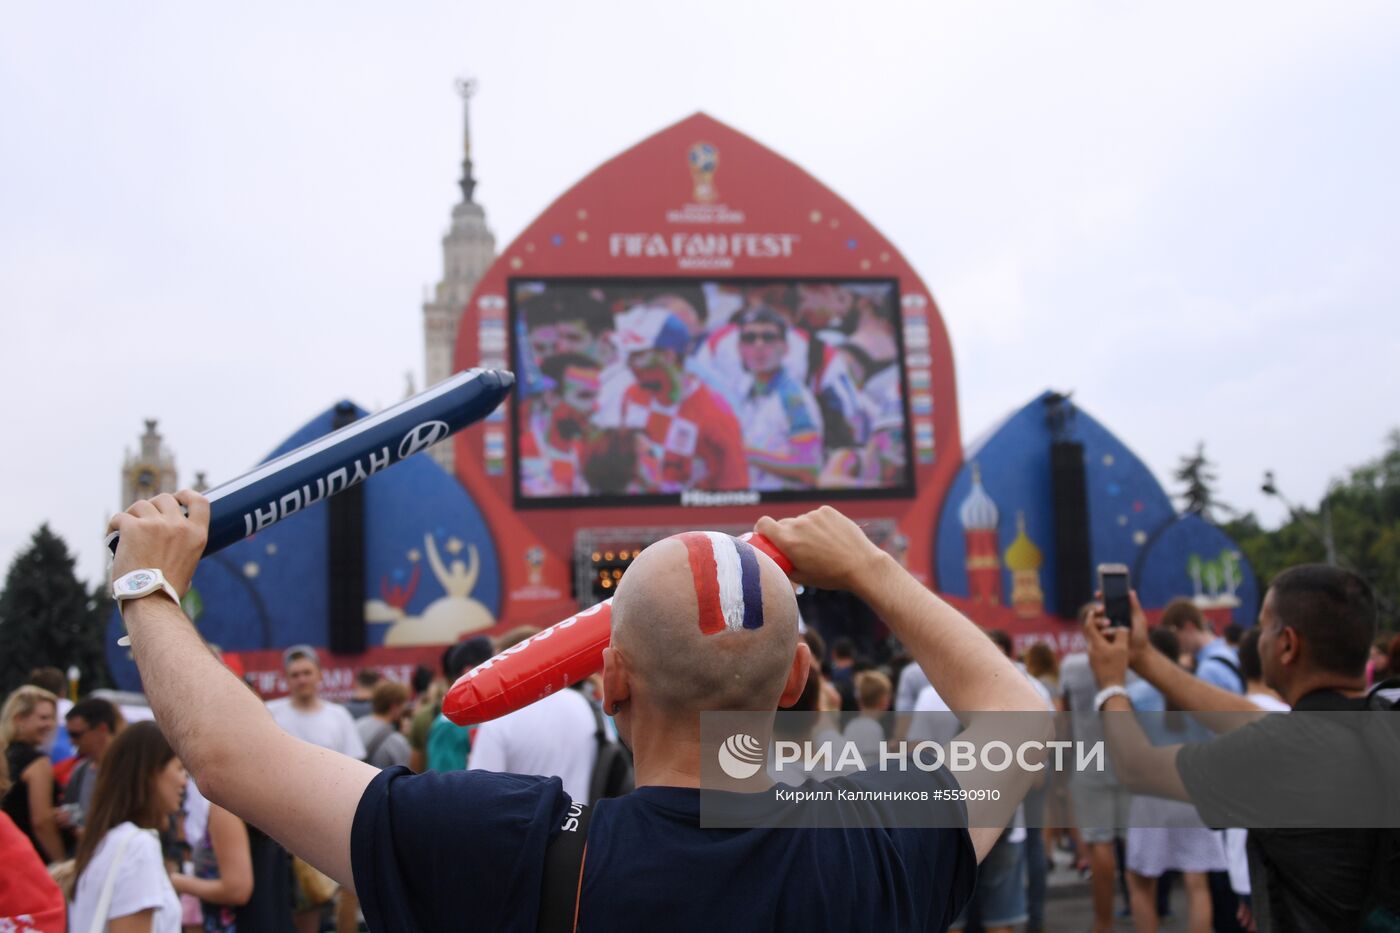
[354,681,413,770]
[63,697,122,826]
[895,659,930,712]
[1061,645,1133,933]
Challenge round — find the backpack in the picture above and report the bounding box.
[1354,678,1400,930]
[585,699,633,805]
[362,720,396,767]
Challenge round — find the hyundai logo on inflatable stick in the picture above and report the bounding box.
[106,368,515,558]
[443,532,793,725]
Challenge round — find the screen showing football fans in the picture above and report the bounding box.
[511,278,912,506]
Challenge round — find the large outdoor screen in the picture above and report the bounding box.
[511,278,912,507]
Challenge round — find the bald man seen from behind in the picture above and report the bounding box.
[110,496,1049,933]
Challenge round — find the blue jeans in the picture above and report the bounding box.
[1024,783,1048,929]
[951,835,1027,929]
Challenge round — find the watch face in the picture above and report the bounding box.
[123,571,155,593]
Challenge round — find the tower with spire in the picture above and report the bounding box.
[422,77,498,472]
[1004,511,1046,618]
[959,464,1003,605]
[121,420,178,508]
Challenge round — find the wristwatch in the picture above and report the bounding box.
[112,569,182,644]
[1093,684,1130,711]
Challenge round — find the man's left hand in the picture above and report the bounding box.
[107,490,209,594]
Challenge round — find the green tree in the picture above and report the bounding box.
[1221,511,1326,592]
[1224,429,1400,632]
[0,524,112,696]
[1324,429,1400,628]
[1174,441,1231,521]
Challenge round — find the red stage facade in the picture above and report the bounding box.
[451,113,962,629]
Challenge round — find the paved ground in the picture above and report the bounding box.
[1043,890,1195,933]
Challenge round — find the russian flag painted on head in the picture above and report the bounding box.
[679,532,765,635]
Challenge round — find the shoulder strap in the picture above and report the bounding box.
[1208,654,1247,692]
[90,826,142,933]
[364,721,395,764]
[537,798,592,933]
[1368,677,1400,709]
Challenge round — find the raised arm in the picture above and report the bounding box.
[756,506,1051,861]
[1119,596,1264,730]
[107,492,376,892]
[1083,614,1189,801]
[757,508,1043,714]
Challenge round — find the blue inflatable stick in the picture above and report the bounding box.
[107,369,514,558]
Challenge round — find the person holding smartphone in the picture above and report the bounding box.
[1085,566,1396,930]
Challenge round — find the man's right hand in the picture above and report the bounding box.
[1084,611,1130,689]
[754,506,890,593]
[106,490,209,594]
[1124,591,1152,670]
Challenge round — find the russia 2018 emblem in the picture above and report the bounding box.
[525,545,545,586]
[688,141,719,203]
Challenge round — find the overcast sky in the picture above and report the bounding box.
[2,2,1397,588]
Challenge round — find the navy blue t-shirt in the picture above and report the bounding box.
[351,767,976,932]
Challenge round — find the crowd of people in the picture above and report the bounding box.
[3,488,1398,931]
[0,625,624,932]
[516,281,908,497]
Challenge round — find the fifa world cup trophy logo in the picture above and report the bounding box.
[525,546,545,587]
[688,142,719,203]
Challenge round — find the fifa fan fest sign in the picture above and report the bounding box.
[452,113,962,629]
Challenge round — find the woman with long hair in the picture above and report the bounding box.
[1023,640,1060,695]
[69,720,188,933]
[1124,626,1225,933]
[0,684,65,862]
[169,798,296,932]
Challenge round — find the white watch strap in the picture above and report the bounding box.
[116,575,182,646]
[1094,685,1130,711]
[116,580,180,615]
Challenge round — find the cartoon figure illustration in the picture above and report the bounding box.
[377,533,496,645]
[367,559,423,628]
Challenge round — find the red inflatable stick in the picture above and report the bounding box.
[442,533,791,725]
[744,532,793,576]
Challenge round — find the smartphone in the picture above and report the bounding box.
[1098,563,1132,628]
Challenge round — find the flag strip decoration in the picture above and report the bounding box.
[678,531,765,634]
